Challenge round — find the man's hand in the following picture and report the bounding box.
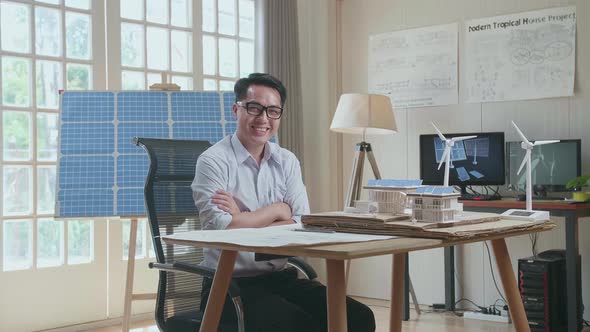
[212,190,241,216]
[274,202,293,221]
[269,219,295,227]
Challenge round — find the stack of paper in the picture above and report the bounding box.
[302,211,552,240]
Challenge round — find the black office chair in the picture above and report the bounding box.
[135,137,317,332]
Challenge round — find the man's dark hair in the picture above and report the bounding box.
[234,73,287,106]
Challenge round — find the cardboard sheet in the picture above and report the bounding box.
[302,211,551,239]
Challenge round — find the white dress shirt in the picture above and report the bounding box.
[192,134,310,277]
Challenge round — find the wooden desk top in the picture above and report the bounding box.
[163,223,554,261]
[460,198,590,211]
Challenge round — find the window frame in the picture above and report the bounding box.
[106,0,202,90]
[0,0,106,271]
[201,0,260,91]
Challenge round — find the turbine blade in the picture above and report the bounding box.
[451,135,477,142]
[533,140,560,146]
[438,147,450,170]
[511,121,530,145]
[517,149,530,175]
[431,122,446,141]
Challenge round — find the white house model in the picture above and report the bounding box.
[360,179,423,214]
[407,186,461,223]
[354,179,422,214]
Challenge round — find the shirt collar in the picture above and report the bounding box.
[230,134,278,164]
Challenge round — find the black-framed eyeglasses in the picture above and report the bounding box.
[236,101,284,119]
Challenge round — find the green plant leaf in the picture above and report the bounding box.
[566,175,590,189]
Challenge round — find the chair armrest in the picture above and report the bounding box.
[149,262,241,298]
[287,257,318,280]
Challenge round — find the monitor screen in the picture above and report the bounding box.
[506,139,581,192]
[419,132,505,186]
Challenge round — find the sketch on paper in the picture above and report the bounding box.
[465,6,575,103]
[369,23,458,108]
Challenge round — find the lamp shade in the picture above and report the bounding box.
[330,93,397,135]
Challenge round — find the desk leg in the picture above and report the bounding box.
[200,250,237,332]
[390,253,406,332]
[565,212,580,332]
[403,253,409,321]
[444,246,455,311]
[122,218,138,332]
[490,239,530,332]
[326,259,347,332]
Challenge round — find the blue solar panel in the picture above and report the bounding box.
[117,154,150,188]
[58,156,114,189]
[118,123,170,153]
[367,179,423,187]
[57,91,236,218]
[223,92,235,121]
[58,189,114,216]
[171,91,222,122]
[117,188,146,216]
[173,123,224,142]
[434,137,467,163]
[418,186,435,193]
[60,123,114,154]
[60,92,114,122]
[118,92,168,121]
[430,187,455,195]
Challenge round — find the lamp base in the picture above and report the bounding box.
[345,141,381,208]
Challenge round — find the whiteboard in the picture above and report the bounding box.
[368,23,458,108]
[464,6,576,103]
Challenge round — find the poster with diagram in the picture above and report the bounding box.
[465,6,576,103]
[368,23,458,108]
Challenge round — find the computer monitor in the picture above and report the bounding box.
[506,139,581,194]
[419,132,505,193]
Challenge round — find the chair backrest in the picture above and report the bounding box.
[135,137,212,328]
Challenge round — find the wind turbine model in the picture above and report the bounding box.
[431,122,477,187]
[501,121,559,222]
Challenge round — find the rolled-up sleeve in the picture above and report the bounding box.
[282,155,310,223]
[192,155,233,230]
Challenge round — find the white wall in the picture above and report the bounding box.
[298,0,347,279]
[299,0,590,319]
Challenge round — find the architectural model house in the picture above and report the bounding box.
[361,179,422,213]
[407,186,461,223]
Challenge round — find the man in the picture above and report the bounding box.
[192,73,376,332]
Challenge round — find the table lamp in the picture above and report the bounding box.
[330,93,397,208]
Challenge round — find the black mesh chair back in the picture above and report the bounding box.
[136,137,317,332]
[135,137,237,331]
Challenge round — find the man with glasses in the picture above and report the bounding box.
[192,73,376,332]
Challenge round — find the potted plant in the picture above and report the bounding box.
[566,175,590,201]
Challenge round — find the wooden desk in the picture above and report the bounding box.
[164,224,552,332]
[454,199,590,332]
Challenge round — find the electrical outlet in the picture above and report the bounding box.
[464,311,511,323]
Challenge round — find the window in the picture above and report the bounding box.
[119,0,194,90]
[1,0,101,271]
[202,0,256,91]
[122,218,147,260]
[116,0,258,253]
[1,0,260,272]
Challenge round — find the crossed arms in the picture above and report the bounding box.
[192,153,309,231]
[212,189,295,229]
